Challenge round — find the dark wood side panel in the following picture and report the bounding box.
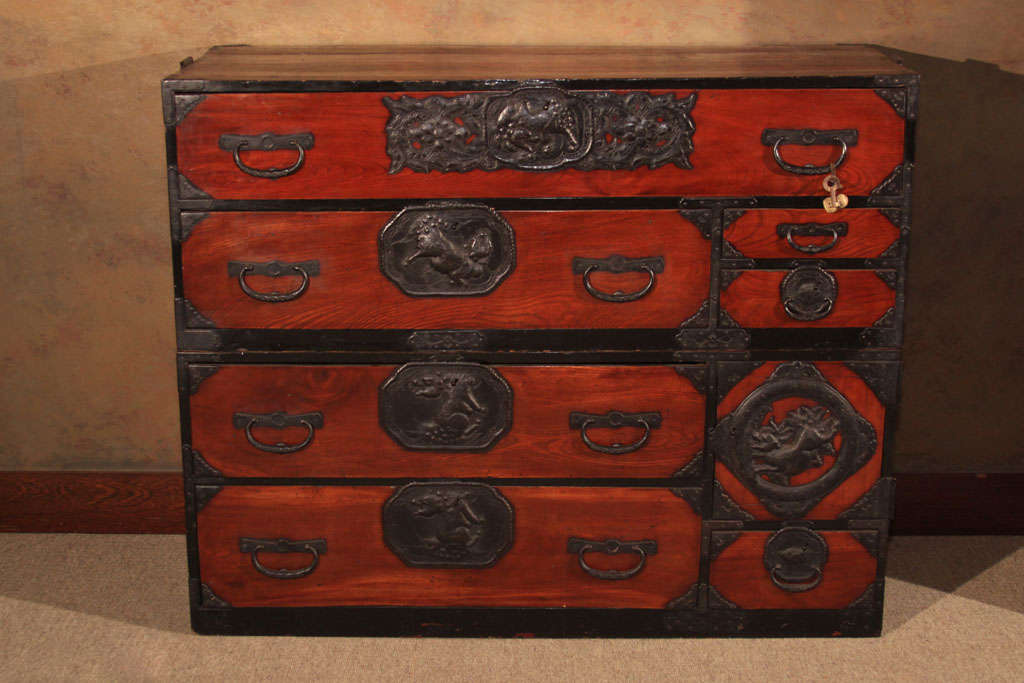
[197,485,701,608]
[720,270,896,328]
[715,362,885,519]
[709,531,877,609]
[181,210,709,330]
[724,209,900,259]
[189,365,704,478]
[174,90,903,199]
[0,472,184,533]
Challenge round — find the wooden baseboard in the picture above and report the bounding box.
[1,471,1021,534]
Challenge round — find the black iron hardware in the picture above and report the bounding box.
[710,362,877,518]
[572,255,665,302]
[382,482,514,568]
[218,132,314,178]
[781,266,837,321]
[379,203,515,297]
[379,363,512,451]
[569,411,662,455]
[239,537,327,579]
[776,222,849,254]
[384,87,696,173]
[567,537,657,580]
[232,411,324,454]
[227,260,320,303]
[763,528,828,593]
[762,129,859,175]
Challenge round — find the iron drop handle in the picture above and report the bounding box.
[218,132,315,179]
[227,260,320,303]
[776,222,849,254]
[569,411,662,455]
[232,411,325,454]
[239,537,327,579]
[769,565,824,592]
[572,255,664,303]
[762,129,858,176]
[780,265,837,321]
[567,537,658,580]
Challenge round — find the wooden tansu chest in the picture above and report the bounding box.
[164,45,915,636]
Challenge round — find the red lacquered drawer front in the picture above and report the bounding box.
[724,209,901,259]
[189,364,705,478]
[197,485,701,608]
[709,530,878,610]
[174,90,903,199]
[181,210,708,330]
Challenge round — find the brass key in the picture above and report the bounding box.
[822,164,848,213]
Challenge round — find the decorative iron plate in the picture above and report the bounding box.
[379,203,515,297]
[379,363,512,451]
[763,527,829,592]
[710,362,877,518]
[384,86,696,173]
[382,482,514,568]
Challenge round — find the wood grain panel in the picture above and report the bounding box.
[197,485,701,608]
[715,362,886,520]
[190,365,704,478]
[724,209,900,259]
[181,211,708,330]
[710,531,877,609]
[174,90,903,199]
[720,270,896,328]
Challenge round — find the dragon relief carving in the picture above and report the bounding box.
[407,370,489,444]
[749,405,840,485]
[406,489,488,559]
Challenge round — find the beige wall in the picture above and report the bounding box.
[1,1,1022,470]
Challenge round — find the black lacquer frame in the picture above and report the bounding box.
[167,65,915,637]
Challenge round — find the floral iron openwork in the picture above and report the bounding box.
[710,362,877,518]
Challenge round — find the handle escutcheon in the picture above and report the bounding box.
[763,527,829,593]
[780,265,838,321]
[762,129,858,175]
[572,255,665,303]
[567,537,658,580]
[569,411,662,455]
[239,537,327,579]
[776,222,849,254]
[219,132,315,179]
[227,260,320,303]
[232,411,325,454]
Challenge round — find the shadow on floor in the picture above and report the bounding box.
[0,534,191,633]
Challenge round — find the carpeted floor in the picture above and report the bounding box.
[1,535,1022,682]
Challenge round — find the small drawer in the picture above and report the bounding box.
[188,363,705,479]
[720,266,897,329]
[724,209,901,259]
[707,527,880,610]
[172,89,903,200]
[710,361,894,520]
[179,209,709,331]
[196,484,702,608]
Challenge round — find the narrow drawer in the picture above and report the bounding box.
[724,209,901,259]
[710,361,894,520]
[188,364,705,479]
[180,210,709,331]
[720,267,897,329]
[708,528,880,610]
[196,484,702,608]
[173,89,903,199]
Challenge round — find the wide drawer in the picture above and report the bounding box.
[180,209,709,330]
[188,363,705,478]
[173,89,904,199]
[196,484,702,608]
[724,209,901,259]
[707,527,880,610]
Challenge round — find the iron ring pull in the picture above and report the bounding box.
[232,411,325,454]
[771,137,848,175]
[778,222,848,254]
[769,565,824,593]
[582,264,657,302]
[239,537,327,580]
[570,411,662,455]
[237,263,310,303]
[567,537,658,580]
[783,296,834,321]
